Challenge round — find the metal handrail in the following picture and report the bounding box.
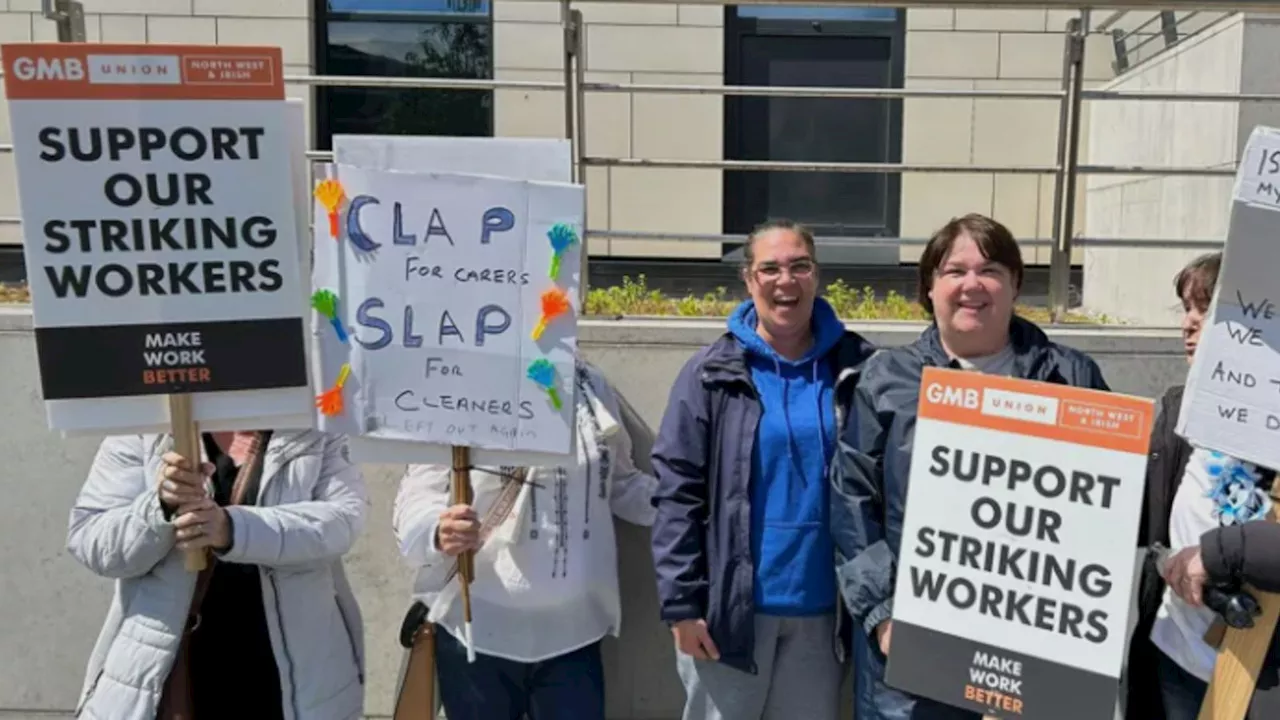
[583,82,1065,100]
[583,157,1060,175]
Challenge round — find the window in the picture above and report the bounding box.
[315,0,494,150]
[723,6,905,244]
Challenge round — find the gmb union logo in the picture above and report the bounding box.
[10,56,85,81]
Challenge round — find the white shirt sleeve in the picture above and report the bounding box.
[393,463,455,591]
[594,373,659,527]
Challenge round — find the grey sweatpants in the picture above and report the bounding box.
[676,613,843,720]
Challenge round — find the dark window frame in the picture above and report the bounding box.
[313,0,496,151]
[722,7,906,240]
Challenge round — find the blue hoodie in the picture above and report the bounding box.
[727,297,844,616]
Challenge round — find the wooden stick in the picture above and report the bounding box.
[450,445,476,663]
[167,394,208,573]
[1196,482,1280,720]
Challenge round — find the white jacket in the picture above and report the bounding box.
[393,362,658,662]
[67,430,367,720]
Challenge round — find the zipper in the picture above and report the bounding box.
[267,569,300,719]
[335,594,365,685]
[75,669,104,716]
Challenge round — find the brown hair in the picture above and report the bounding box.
[917,213,1025,315]
[741,218,817,269]
[1173,251,1222,312]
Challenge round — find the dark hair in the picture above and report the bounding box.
[1173,251,1222,313]
[742,218,816,269]
[916,213,1025,315]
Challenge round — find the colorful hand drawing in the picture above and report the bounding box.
[526,358,562,410]
[316,363,351,417]
[314,179,346,239]
[530,287,571,341]
[311,289,349,343]
[546,223,579,280]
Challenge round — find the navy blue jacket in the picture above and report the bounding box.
[650,326,876,674]
[831,316,1111,640]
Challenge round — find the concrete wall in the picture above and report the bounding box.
[0,306,1187,719]
[1081,13,1242,327]
[1081,12,1280,326]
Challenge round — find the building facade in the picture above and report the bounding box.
[0,2,1233,306]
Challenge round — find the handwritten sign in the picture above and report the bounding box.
[1179,125,1280,469]
[1234,125,1280,212]
[311,163,583,456]
[1,42,311,433]
[887,368,1151,720]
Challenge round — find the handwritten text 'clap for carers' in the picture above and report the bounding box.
[344,198,527,350]
[35,126,286,299]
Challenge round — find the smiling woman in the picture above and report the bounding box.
[649,219,876,720]
[831,212,1111,720]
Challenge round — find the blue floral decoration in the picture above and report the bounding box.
[1204,451,1272,526]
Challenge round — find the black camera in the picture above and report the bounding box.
[1203,580,1263,629]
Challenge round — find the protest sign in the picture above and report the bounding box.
[1178,125,1280,470]
[310,162,583,458]
[1177,125,1280,720]
[1,43,311,433]
[886,367,1152,720]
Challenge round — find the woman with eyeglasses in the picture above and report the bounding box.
[650,219,876,720]
[830,213,1110,719]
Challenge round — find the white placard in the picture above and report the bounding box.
[1,42,313,434]
[328,135,573,464]
[886,368,1152,719]
[1179,125,1280,467]
[311,163,583,457]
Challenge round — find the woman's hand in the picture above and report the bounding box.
[875,619,893,655]
[157,451,213,515]
[173,496,232,552]
[671,618,720,661]
[1162,545,1208,607]
[434,504,480,556]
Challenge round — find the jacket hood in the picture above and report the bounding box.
[726,296,845,366]
[910,314,1053,365]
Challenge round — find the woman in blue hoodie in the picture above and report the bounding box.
[650,219,876,720]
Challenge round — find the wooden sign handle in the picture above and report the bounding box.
[1196,482,1280,720]
[167,394,208,573]
[450,445,476,663]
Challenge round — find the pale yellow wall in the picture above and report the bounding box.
[0,0,315,247]
[492,3,1119,265]
[0,2,1114,268]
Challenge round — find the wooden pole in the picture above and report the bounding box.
[166,394,208,572]
[450,445,476,663]
[1196,482,1280,720]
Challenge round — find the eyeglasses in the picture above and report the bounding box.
[752,259,816,281]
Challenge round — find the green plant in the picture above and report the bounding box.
[585,275,1107,324]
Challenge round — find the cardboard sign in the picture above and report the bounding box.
[886,367,1153,720]
[1,43,310,432]
[310,162,583,457]
[1178,125,1280,470]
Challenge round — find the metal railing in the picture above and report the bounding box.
[1,0,1275,321]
